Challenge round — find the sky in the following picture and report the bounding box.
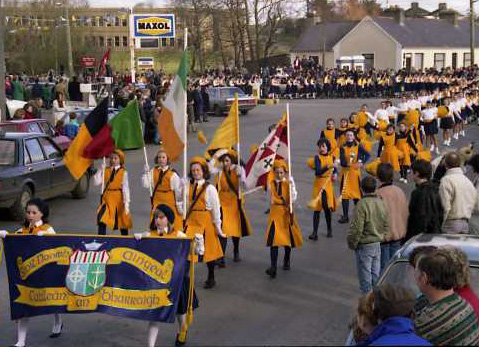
[89,0,476,16]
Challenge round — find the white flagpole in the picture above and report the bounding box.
[235,94,242,198]
[286,103,293,214]
[101,156,106,194]
[143,146,152,196]
[182,28,188,221]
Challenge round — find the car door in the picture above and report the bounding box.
[37,136,75,194]
[23,138,51,198]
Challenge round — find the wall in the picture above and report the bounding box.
[401,48,479,69]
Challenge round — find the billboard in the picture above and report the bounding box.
[130,14,175,38]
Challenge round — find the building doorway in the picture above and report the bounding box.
[452,53,457,69]
[362,53,374,71]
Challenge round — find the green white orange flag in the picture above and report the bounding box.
[158,52,188,162]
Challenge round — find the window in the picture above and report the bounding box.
[464,53,472,67]
[122,36,128,47]
[107,37,113,47]
[122,18,127,27]
[434,53,445,70]
[91,17,97,27]
[38,137,61,159]
[170,38,175,47]
[25,139,45,164]
[114,16,120,27]
[140,39,159,48]
[99,36,104,47]
[414,53,424,70]
[161,38,167,47]
[27,123,42,133]
[403,53,412,70]
[362,53,374,71]
[0,140,16,166]
[452,52,458,69]
[115,36,120,47]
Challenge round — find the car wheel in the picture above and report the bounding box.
[10,186,32,221]
[71,174,90,199]
[214,105,222,117]
[240,109,249,116]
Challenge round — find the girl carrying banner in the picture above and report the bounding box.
[208,148,253,265]
[265,159,303,279]
[0,198,63,347]
[183,156,226,289]
[142,148,183,232]
[94,149,132,236]
[134,204,201,347]
[308,139,337,239]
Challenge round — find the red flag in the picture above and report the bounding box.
[99,48,111,76]
[245,115,288,190]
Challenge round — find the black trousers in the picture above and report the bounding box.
[220,236,240,255]
[313,189,332,232]
[98,222,128,236]
[270,246,291,269]
[342,199,359,218]
[206,261,215,282]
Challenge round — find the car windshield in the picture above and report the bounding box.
[220,88,245,99]
[381,261,479,295]
[0,139,16,166]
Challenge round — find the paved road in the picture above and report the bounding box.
[0,98,477,346]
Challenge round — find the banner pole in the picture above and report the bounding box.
[235,94,242,198]
[286,103,293,214]
[182,28,188,221]
[143,146,152,197]
[101,157,106,195]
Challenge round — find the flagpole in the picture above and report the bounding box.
[101,157,106,194]
[286,103,293,214]
[182,28,188,221]
[143,146,152,197]
[235,94,242,198]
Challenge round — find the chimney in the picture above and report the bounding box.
[411,2,419,10]
[439,11,459,27]
[438,3,447,12]
[395,8,405,26]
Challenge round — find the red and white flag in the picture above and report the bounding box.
[245,114,288,190]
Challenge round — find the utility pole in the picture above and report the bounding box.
[65,2,74,77]
[472,0,476,66]
[0,0,6,121]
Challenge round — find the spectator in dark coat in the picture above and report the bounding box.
[31,78,44,100]
[68,76,82,102]
[192,84,205,123]
[405,160,443,242]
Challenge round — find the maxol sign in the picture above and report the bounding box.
[131,14,175,38]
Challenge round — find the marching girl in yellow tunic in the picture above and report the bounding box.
[377,124,401,173]
[308,138,337,240]
[183,156,225,289]
[94,149,132,235]
[338,130,370,224]
[134,204,201,347]
[338,118,350,147]
[208,148,253,265]
[0,198,63,347]
[356,105,371,140]
[405,107,423,152]
[320,118,340,159]
[396,122,418,183]
[265,159,302,279]
[438,98,454,146]
[142,148,183,232]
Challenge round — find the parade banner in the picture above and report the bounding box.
[3,235,191,323]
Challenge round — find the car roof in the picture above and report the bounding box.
[2,132,46,139]
[397,234,479,263]
[0,119,46,125]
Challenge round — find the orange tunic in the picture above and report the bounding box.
[340,145,362,200]
[97,168,132,230]
[16,223,53,235]
[151,168,182,232]
[379,133,401,172]
[321,128,339,158]
[308,155,337,211]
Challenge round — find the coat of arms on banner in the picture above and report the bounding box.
[66,242,109,297]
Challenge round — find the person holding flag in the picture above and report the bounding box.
[208,148,253,265]
[142,148,183,232]
[265,159,302,279]
[93,149,132,235]
[183,156,226,289]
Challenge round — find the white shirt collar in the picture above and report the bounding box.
[30,220,43,227]
[195,179,206,186]
[112,165,121,170]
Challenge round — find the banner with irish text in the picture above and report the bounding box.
[3,234,191,322]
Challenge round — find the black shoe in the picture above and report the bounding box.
[327,230,332,238]
[49,324,63,338]
[283,261,290,271]
[234,252,241,262]
[264,208,270,214]
[338,216,349,224]
[217,258,226,268]
[175,333,187,346]
[265,267,277,278]
[308,233,318,241]
[204,279,216,289]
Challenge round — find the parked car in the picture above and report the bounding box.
[0,132,91,220]
[0,119,72,151]
[206,87,257,117]
[379,233,479,294]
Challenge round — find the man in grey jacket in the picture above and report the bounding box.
[348,176,389,294]
[439,153,477,234]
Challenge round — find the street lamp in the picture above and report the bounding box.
[56,1,74,77]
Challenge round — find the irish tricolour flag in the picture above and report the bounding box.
[158,52,188,161]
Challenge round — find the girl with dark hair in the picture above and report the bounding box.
[0,198,63,347]
[308,138,337,239]
[377,124,401,172]
[183,156,225,289]
[142,148,183,231]
[208,148,253,265]
[134,204,201,346]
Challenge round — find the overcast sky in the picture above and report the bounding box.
[89,0,476,16]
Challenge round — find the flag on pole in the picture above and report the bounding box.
[204,97,239,158]
[245,114,288,190]
[82,99,144,160]
[64,98,110,179]
[158,51,188,162]
[99,48,111,76]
